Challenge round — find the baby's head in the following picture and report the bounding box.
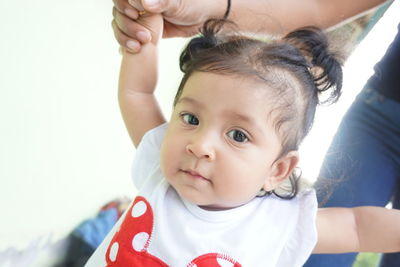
[160,19,343,210]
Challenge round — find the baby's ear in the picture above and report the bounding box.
[263,151,299,191]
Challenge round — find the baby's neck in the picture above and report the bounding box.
[198,202,247,211]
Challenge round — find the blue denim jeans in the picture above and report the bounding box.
[303,86,400,267]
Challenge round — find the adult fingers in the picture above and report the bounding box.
[127,0,145,12]
[111,20,141,53]
[113,7,152,43]
[139,0,177,14]
[113,0,139,20]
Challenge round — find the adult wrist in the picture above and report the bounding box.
[209,0,231,20]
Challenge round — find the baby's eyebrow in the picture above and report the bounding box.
[222,110,266,134]
[176,96,204,108]
[177,96,265,134]
[225,111,253,124]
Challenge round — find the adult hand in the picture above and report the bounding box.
[128,0,225,37]
[112,0,226,52]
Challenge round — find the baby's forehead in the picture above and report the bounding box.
[182,71,299,109]
[182,72,273,101]
[183,83,281,125]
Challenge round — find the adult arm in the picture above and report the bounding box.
[314,207,400,253]
[228,0,388,34]
[112,0,388,51]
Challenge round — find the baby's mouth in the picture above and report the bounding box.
[182,169,210,181]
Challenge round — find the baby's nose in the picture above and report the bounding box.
[185,133,216,161]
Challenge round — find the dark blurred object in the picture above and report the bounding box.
[56,198,130,267]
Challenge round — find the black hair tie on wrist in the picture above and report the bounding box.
[223,0,232,19]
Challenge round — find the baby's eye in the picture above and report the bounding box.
[181,113,199,125]
[227,129,249,143]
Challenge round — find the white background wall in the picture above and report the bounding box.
[0,0,185,251]
[0,0,398,259]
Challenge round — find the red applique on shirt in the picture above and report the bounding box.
[105,196,242,267]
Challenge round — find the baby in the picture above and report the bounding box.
[85,11,400,267]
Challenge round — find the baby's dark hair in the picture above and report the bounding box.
[174,19,343,199]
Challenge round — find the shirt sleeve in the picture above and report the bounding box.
[276,189,318,266]
[85,124,168,267]
[131,123,168,190]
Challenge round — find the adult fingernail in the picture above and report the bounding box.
[144,0,160,8]
[127,40,140,51]
[137,31,151,43]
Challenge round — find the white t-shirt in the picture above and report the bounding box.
[85,123,318,267]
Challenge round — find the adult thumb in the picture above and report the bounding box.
[140,0,172,13]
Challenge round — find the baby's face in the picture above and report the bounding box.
[160,72,287,210]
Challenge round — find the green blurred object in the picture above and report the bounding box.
[352,253,380,267]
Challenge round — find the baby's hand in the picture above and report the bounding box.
[135,11,163,45]
[112,7,163,53]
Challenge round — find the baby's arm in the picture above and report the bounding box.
[314,207,400,253]
[116,12,165,147]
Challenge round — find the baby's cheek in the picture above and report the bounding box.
[159,151,169,176]
[160,143,179,180]
[216,175,247,201]
[225,170,261,200]
[159,144,170,175]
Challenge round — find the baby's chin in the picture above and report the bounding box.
[198,199,253,211]
[198,204,237,211]
[172,188,220,210]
